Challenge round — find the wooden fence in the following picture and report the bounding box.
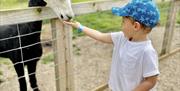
[0,0,180,91]
[160,0,180,55]
[0,0,127,91]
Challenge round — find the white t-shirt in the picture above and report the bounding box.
[109,32,159,91]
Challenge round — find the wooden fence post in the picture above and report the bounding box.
[160,0,179,55]
[51,19,74,91]
[63,21,74,91]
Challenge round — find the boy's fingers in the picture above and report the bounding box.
[63,21,78,28]
[63,21,72,25]
[63,21,81,29]
[63,21,69,24]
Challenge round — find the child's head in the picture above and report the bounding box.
[112,0,160,33]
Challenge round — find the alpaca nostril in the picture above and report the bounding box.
[60,14,64,19]
[67,15,72,20]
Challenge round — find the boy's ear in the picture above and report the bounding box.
[134,22,141,31]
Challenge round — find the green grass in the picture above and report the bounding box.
[0,71,2,76]
[177,11,180,24]
[158,1,171,26]
[159,2,180,25]
[41,54,54,64]
[0,70,3,82]
[72,0,98,3]
[74,11,122,33]
[0,0,27,10]
[73,1,180,36]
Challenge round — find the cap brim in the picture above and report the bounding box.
[111,7,129,16]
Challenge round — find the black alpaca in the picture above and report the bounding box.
[0,0,47,91]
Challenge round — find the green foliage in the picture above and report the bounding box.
[72,1,180,36]
[158,1,171,26]
[43,19,50,24]
[0,71,2,82]
[72,0,94,3]
[41,54,54,64]
[0,70,2,76]
[0,70,2,74]
[158,1,180,25]
[73,11,122,36]
[0,0,27,10]
[72,0,119,3]
[177,11,180,24]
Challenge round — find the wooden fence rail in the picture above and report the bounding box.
[0,0,128,91]
[0,0,128,26]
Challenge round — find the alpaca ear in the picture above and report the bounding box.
[41,0,47,6]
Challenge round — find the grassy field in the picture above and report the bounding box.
[0,0,27,10]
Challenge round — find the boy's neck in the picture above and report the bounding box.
[130,33,148,42]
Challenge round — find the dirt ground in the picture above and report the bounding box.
[0,24,179,91]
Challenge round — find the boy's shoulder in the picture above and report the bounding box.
[111,31,125,40]
[143,43,157,57]
[111,31,123,35]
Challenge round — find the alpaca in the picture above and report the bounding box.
[0,0,74,90]
[0,0,46,91]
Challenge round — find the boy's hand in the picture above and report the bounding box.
[63,20,81,29]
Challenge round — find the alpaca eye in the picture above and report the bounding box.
[60,14,64,19]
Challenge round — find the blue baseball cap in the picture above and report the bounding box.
[112,0,160,28]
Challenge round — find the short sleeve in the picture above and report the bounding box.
[111,31,124,45]
[142,48,160,78]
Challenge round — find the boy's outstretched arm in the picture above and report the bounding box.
[133,75,158,91]
[63,21,113,44]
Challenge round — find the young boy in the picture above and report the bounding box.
[63,0,160,91]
